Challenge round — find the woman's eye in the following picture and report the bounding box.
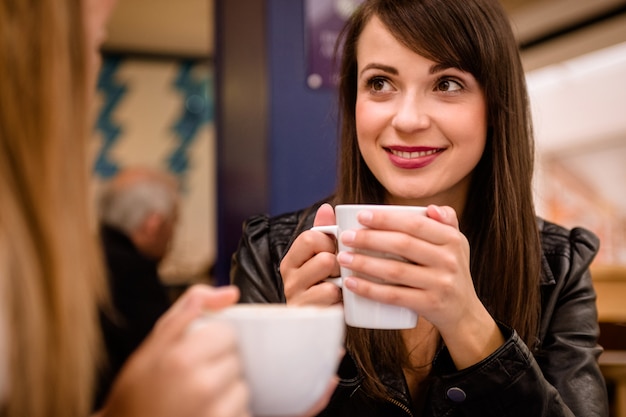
[367,77,391,93]
[436,78,462,92]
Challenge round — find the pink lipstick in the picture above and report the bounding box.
[385,146,443,169]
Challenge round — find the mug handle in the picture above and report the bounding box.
[324,277,342,288]
[310,225,338,236]
[310,226,342,288]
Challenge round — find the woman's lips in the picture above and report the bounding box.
[385,146,444,169]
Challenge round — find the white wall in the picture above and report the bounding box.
[529,41,626,213]
[528,41,626,264]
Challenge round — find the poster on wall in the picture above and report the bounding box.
[304,0,364,90]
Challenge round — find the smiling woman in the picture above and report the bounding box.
[231,0,609,416]
[354,16,487,210]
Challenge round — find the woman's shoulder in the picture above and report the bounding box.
[537,217,600,284]
[537,217,600,256]
[241,198,331,242]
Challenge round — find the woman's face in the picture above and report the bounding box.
[355,16,487,213]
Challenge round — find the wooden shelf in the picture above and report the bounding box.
[592,264,626,323]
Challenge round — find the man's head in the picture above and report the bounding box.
[98,167,181,261]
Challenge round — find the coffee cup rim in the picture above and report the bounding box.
[206,304,344,320]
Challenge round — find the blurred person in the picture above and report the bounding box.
[94,167,180,408]
[0,0,252,416]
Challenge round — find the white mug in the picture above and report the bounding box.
[196,304,344,416]
[312,204,427,329]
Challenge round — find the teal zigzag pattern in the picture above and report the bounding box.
[167,61,213,179]
[94,56,127,179]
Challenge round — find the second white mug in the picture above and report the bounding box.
[196,304,345,416]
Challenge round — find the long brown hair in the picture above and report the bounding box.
[0,0,106,415]
[334,0,541,399]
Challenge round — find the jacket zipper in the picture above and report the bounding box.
[386,396,414,417]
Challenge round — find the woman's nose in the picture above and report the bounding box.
[390,94,431,133]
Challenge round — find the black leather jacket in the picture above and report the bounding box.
[231,201,609,416]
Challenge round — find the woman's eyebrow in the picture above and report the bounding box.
[430,63,453,74]
[359,62,463,78]
[359,63,398,77]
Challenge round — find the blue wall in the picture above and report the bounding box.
[215,0,339,284]
[268,0,338,215]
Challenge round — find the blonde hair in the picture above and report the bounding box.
[0,0,106,416]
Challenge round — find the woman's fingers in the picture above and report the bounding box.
[332,204,478,331]
[281,203,340,303]
[339,228,467,274]
[313,203,336,227]
[100,286,250,417]
[281,203,337,274]
[341,205,469,269]
[355,205,459,245]
[202,378,251,417]
[288,280,343,306]
[338,250,435,291]
[152,285,240,342]
[281,230,337,273]
[425,204,459,229]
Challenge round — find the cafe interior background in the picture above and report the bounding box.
[95,1,626,413]
[95,0,626,288]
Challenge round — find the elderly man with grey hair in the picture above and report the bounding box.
[94,166,181,410]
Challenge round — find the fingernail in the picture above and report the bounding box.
[340,230,356,243]
[358,210,373,223]
[337,251,353,265]
[344,277,357,290]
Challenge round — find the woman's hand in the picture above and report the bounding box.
[337,205,504,369]
[96,285,251,417]
[280,203,342,306]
